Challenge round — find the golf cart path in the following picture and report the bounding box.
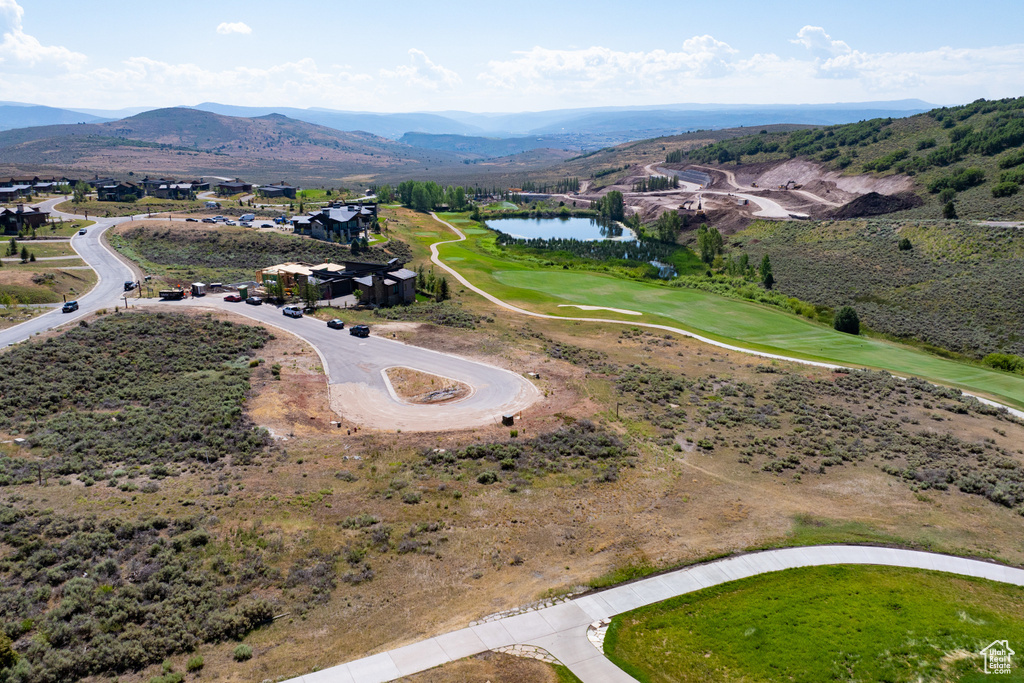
[426,214,1024,420]
[282,544,1024,682]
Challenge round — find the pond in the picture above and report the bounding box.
[486,216,636,241]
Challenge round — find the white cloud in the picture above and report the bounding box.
[379,49,461,91]
[216,22,252,36]
[791,25,851,59]
[0,0,85,71]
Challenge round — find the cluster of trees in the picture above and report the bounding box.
[695,224,724,264]
[593,191,625,222]
[395,181,470,212]
[653,210,683,243]
[632,176,679,192]
[3,238,34,264]
[927,167,986,193]
[665,148,685,164]
[493,230,683,274]
[511,178,581,194]
[414,265,450,302]
[71,181,90,204]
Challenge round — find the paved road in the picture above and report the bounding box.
[0,198,136,346]
[0,200,540,430]
[159,296,540,430]
[282,544,1024,683]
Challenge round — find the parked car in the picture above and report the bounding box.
[185,217,198,222]
[260,223,273,228]
[212,216,225,222]
[240,213,255,222]
[201,217,216,223]
[78,228,87,235]
[245,296,263,306]
[240,221,252,228]
[224,220,237,226]
[62,300,78,313]
[349,324,370,338]
[327,318,345,329]
[123,280,137,291]
[283,305,303,318]
[223,294,242,302]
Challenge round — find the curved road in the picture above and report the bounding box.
[283,544,1024,682]
[0,199,539,430]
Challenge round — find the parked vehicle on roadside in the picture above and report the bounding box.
[283,305,303,318]
[327,318,345,329]
[124,281,138,291]
[349,324,370,337]
[185,218,198,222]
[78,228,87,235]
[240,213,255,222]
[201,218,216,223]
[245,296,263,306]
[223,294,242,302]
[62,300,78,313]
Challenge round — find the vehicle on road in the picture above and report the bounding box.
[201,218,216,223]
[260,223,273,228]
[274,216,288,224]
[245,296,263,306]
[123,280,138,291]
[283,305,303,318]
[185,218,198,222]
[240,221,252,227]
[62,300,78,313]
[78,228,87,235]
[223,294,242,302]
[240,213,255,222]
[224,220,236,226]
[159,289,185,300]
[349,324,370,337]
[327,318,345,330]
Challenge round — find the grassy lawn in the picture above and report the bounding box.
[55,198,207,217]
[0,241,78,259]
[605,565,1024,683]
[434,215,1024,410]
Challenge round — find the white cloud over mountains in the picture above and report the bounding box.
[2,0,1024,111]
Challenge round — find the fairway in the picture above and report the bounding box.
[433,224,1024,410]
[605,565,1024,683]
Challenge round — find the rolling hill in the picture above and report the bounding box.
[666,96,1024,219]
[0,103,109,131]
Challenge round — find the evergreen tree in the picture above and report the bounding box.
[760,254,774,289]
[833,306,860,335]
[20,246,29,263]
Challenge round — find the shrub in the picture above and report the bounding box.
[833,306,860,335]
[943,201,958,219]
[992,182,1020,198]
[186,655,204,672]
[477,471,499,485]
[401,491,421,504]
[898,237,912,251]
[233,644,253,662]
[982,353,1024,374]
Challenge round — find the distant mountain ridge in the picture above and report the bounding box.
[0,100,934,147]
[0,103,109,131]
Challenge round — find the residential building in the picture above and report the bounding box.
[216,180,253,195]
[0,204,49,235]
[97,182,142,202]
[258,183,299,199]
[292,203,378,242]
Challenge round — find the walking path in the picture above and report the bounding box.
[426,214,1024,421]
[283,544,1024,682]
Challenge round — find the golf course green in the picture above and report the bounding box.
[604,565,1024,683]
[435,218,1024,410]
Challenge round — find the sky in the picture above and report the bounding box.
[2,0,1024,113]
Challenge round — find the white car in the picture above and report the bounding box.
[282,305,303,318]
[224,220,237,226]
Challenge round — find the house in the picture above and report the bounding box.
[0,204,49,235]
[293,203,378,242]
[217,179,252,195]
[87,177,116,188]
[97,182,141,202]
[258,183,298,199]
[140,176,175,194]
[256,262,316,291]
[309,259,415,306]
[189,179,211,192]
[150,183,195,200]
[0,185,33,201]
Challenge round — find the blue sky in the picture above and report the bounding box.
[3,0,1024,112]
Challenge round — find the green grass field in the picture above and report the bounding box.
[604,565,1024,683]
[434,217,1024,410]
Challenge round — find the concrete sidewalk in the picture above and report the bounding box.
[283,545,1024,682]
